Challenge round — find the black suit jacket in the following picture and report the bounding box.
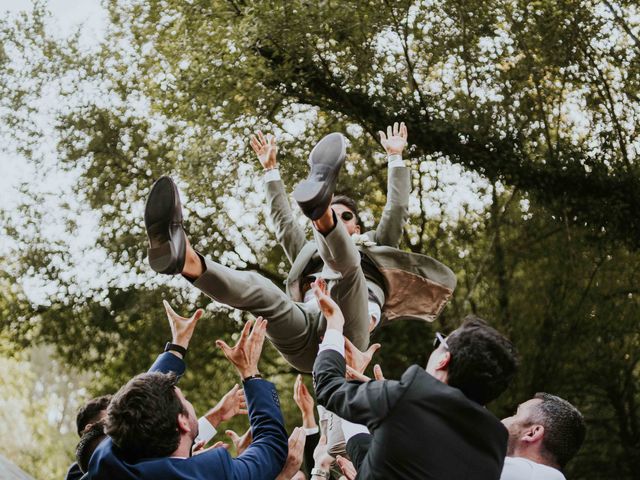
[313,350,508,480]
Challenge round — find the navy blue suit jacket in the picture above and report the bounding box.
[87,353,288,479]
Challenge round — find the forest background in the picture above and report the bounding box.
[0,1,638,479]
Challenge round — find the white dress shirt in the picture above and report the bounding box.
[501,457,566,480]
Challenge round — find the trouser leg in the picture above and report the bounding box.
[191,255,321,372]
[313,219,370,350]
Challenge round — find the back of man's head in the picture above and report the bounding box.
[76,394,112,436]
[533,392,586,468]
[76,420,107,473]
[106,371,185,459]
[446,315,518,405]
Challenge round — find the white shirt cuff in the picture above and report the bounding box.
[304,426,320,436]
[387,154,404,168]
[263,168,281,183]
[194,416,217,444]
[319,328,345,357]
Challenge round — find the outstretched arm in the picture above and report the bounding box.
[311,281,408,430]
[251,131,307,264]
[216,318,289,479]
[374,122,411,247]
[148,300,203,375]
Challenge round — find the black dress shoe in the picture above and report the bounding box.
[293,132,346,220]
[144,176,187,275]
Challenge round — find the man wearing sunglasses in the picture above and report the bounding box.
[312,281,518,480]
[143,124,455,374]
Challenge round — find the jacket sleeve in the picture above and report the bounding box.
[229,379,289,479]
[303,431,320,476]
[373,166,410,248]
[265,178,307,265]
[312,350,412,431]
[148,352,186,377]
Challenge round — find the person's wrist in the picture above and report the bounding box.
[204,408,223,428]
[327,321,344,333]
[239,367,260,379]
[263,162,277,170]
[172,336,190,350]
[311,467,330,478]
[302,413,317,429]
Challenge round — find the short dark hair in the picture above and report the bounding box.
[76,394,112,436]
[533,392,586,468]
[331,194,361,225]
[106,372,185,459]
[446,315,518,405]
[76,420,106,473]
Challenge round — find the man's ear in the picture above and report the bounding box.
[435,351,451,371]
[522,424,545,444]
[354,225,361,234]
[177,413,192,434]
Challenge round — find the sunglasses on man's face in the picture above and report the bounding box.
[338,210,355,222]
[433,331,449,350]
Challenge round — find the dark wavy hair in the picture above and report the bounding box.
[446,315,518,405]
[533,392,586,468]
[76,394,112,436]
[76,420,107,473]
[106,372,185,460]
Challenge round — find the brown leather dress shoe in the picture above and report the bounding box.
[144,176,187,275]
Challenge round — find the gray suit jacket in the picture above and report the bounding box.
[265,166,456,323]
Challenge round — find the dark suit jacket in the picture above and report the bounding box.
[65,462,83,480]
[87,354,288,480]
[313,350,508,480]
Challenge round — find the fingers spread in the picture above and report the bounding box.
[378,130,386,142]
[400,121,407,139]
[191,308,204,322]
[215,340,232,356]
[239,318,255,341]
[368,343,381,355]
[373,364,385,380]
[163,300,178,318]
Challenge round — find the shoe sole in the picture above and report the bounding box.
[144,177,183,274]
[293,133,346,220]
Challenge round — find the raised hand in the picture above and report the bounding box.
[293,374,317,429]
[163,300,204,351]
[225,427,253,456]
[204,383,248,427]
[336,455,358,480]
[216,317,268,378]
[378,121,408,155]
[312,278,345,332]
[346,363,386,382]
[313,434,334,471]
[192,440,228,455]
[250,130,278,170]
[344,337,381,374]
[276,427,306,480]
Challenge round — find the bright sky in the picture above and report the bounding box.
[0,0,105,204]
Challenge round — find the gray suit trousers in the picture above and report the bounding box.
[191,219,369,372]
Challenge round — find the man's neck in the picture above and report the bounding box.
[171,436,194,459]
